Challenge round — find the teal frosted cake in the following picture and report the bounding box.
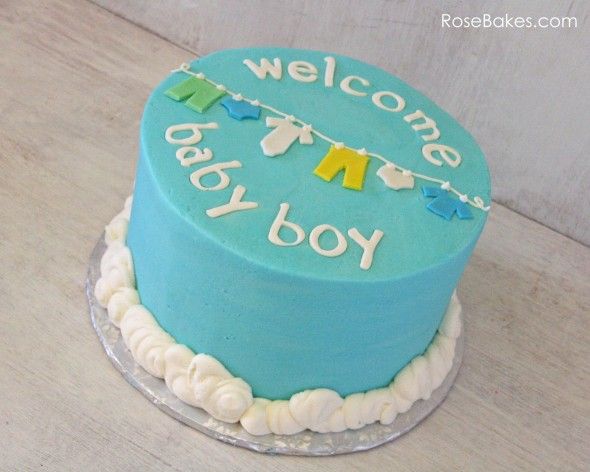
[95,48,490,435]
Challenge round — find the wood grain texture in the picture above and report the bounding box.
[0,0,588,470]
[90,0,590,246]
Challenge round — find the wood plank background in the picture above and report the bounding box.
[0,0,588,470]
[92,0,590,246]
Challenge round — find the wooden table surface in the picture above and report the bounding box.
[1,1,588,470]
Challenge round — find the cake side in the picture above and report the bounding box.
[95,200,463,435]
[128,147,477,399]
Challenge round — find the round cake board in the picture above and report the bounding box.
[87,235,464,456]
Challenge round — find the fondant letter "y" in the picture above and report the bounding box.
[206,185,258,218]
[348,228,384,270]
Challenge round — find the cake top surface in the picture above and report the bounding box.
[141,47,490,281]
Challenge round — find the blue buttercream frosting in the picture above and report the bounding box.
[127,48,490,399]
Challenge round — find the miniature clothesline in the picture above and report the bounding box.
[171,62,490,212]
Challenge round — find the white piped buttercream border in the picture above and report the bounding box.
[94,197,462,436]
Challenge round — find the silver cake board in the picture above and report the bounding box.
[86,235,464,456]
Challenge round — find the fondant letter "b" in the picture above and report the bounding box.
[268,203,305,247]
[165,122,219,146]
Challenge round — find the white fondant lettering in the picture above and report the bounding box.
[176,146,213,167]
[243,58,282,80]
[268,203,305,247]
[238,55,463,173]
[403,110,440,141]
[309,224,347,257]
[347,228,384,270]
[267,202,385,268]
[323,56,336,87]
[340,75,370,96]
[422,143,462,168]
[165,123,218,145]
[288,61,318,83]
[206,185,258,218]
[190,161,242,191]
[371,91,406,113]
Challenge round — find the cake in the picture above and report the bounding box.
[94,47,490,436]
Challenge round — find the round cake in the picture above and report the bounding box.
[95,47,490,435]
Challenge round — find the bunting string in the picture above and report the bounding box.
[171,63,490,213]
